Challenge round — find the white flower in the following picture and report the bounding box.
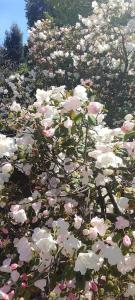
[74,251,103,275]
[73,85,88,101]
[32,227,48,241]
[1,163,13,174]
[102,244,123,266]
[52,218,69,234]
[11,270,20,282]
[12,209,27,224]
[63,96,81,112]
[62,235,81,255]
[91,217,107,236]
[16,237,32,262]
[51,85,65,100]
[35,233,56,254]
[117,254,135,275]
[125,283,135,297]
[16,131,34,147]
[34,279,46,291]
[36,89,52,103]
[10,101,21,112]
[118,197,129,210]
[64,118,73,128]
[95,173,110,186]
[96,152,123,169]
[32,201,41,215]
[0,134,16,158]
[88,228,98,240]
[0,258,11,273]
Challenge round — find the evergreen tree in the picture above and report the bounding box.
[4,24,23,64]
[25,0,51,28]
[49,0,92,27]
[25,0,92,28]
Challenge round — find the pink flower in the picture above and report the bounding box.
[11,270,20,282]
[32,216,38,223]
[43,210,49,217]
[67,293,77,300]
[90,217,107,236]
[1,228,8,235]
[42,128,54,137]
[66,280,75,289]
[10,263,18,270]
[8,290,15,299]
[64,118,73,128]
[88,228,98,240]
[22,273,27,282]
[58,282,67,290]
[115,216,129,230]
[10,205,20,212]
[63,96,81,112]
[83,229,90,236]
[121,121,134,133]
[87,102,103,114]
[2,294,9,300]
[48,197,57,207]
[74,215,83,229]
[123,235,131,247]
[0,292,9,300]
[90,282,98,292]
[64,202,74,215]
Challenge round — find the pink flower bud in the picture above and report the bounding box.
[32,216,38,223]
[123,235,131,247]
[87,102,103,114]
[21,282,27,288]
[22,273,27,282]
[74,215,83,229]
[91,282,98,292]
[10,263,18,270]
[58,282,67,290]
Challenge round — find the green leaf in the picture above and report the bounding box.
[88,115,96,126]
[124,131,135,141]
[74,113,83,124]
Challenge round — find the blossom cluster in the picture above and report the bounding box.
[28,0,135,125]
[0,83,135,299]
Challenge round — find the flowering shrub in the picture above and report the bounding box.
[28,0,135,125]
[0,83,135,299]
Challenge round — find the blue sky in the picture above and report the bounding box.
[0,0,28,44]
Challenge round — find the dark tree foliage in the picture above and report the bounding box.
[0,46,6,66]
[25,0,92,27]
[25,0,51,27]
[4,24,23,65]
[48,0,92,27]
